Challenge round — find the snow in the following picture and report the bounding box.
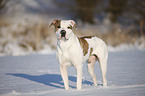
[0,50,145,96]
[108,38,145,52]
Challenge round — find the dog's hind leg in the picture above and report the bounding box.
[87,55,97,86]
[99,59,107,87]
[60,66,69,90]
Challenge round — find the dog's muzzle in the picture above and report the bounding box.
[60,30,66,38]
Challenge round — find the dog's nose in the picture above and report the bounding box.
[60,30,66,37]
[60,30,66,34]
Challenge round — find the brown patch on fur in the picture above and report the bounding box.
[89,47,93,56]
[70,20,77,29]
[49,20,61,31]
[80,36,94,39]
[73,23,77,28]
[78,37,89,56]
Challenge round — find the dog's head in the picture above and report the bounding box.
[49,20,76,41]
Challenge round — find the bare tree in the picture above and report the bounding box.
[0,0,8,13]
[54,0,145,25]
[0,0,7,9]
[75,0,98,24]
[106,0,127,23]
[128,0,145,22]
[53,0,100,24]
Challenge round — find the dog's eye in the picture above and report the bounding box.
[57,26,61,28]
[67,26,72,29]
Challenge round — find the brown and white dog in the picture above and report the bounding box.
[50,20,108,90]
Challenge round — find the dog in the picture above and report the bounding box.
[49,20,108,90]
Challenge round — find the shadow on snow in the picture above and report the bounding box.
[7,73,93,89]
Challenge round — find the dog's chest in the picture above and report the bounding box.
[57,39,80,60]
[57,37,95,63]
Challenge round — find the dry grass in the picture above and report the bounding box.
[0,16,56,55]
[74,23,144,47]
[0,16,144,55]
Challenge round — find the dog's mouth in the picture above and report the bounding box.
[61,33,65,38]
[60,37,68,41]
[58,35,68,41]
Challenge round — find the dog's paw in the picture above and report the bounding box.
[65,87,69,90]
[103,85,108,88]
[77,87,82,90]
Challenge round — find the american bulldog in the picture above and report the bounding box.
[50,20,108,90]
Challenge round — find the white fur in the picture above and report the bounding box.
[54,20,108,90]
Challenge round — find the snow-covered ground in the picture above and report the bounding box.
[0,50,145,96]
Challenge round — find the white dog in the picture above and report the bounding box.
[50,20,108,90]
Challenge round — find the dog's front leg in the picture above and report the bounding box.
[76,65,83,90]
[60,66,69,90]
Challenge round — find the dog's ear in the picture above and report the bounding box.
[49,20,61,27]
[69,20,77,29]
